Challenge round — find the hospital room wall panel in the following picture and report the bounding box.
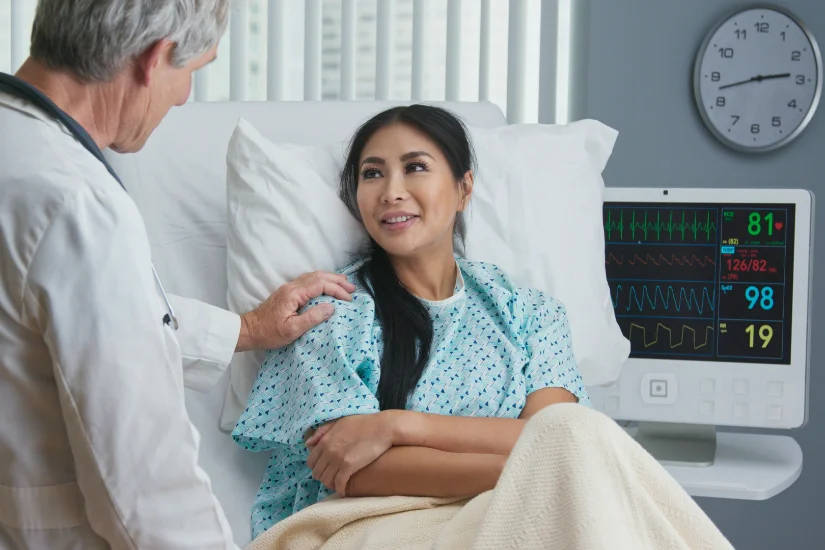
[575,0,825,547]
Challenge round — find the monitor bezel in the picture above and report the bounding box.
[601,187,814,429]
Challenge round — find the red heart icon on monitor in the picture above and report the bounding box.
[775,222,784,231]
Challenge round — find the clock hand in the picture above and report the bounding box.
[719,73,791,90]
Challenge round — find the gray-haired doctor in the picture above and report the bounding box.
[0,2,354,549]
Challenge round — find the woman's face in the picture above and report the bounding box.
[356,123,471,260]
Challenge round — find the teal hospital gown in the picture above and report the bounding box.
[232,257,590,538]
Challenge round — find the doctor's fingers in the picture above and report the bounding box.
[285,303,337,339]
[291,272,356,303]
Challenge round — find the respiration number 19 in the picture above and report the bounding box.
[746,324,774,348]
[746,285,774,310]
[748,212,776,236]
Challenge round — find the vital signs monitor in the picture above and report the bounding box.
[590,188,813,444]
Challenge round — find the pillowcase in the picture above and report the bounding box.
[221,116,629,431]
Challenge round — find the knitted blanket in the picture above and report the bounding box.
[247,404,733,550]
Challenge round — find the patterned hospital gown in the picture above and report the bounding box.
[232,257,590,538]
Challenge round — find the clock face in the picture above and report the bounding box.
[695,6,822,152]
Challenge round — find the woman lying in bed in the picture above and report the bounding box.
[232,104,588,536]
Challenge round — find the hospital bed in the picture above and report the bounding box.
[105,100,510,546]
[104,100,810,547]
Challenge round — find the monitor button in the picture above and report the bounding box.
[651,380,668,397]
[700,378,716,394]
[641,374,677,405]
[734,402,749,419]
[768,405,783,421]
[699,400,715,416]
[767,381,784,397]
[733,379,749,396]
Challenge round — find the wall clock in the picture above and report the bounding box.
[693,4,822,153]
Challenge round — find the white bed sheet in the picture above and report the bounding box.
[104,100,508,546]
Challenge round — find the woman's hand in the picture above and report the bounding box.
[305,411,398,496]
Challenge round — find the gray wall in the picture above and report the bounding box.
[569,0,824,547]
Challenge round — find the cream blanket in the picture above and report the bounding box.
[247,404,734,550]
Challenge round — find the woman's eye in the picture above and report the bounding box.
[406,162,428,173]
[361,168,381,179]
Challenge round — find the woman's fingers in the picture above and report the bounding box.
[308,444,325,471]
[306,422,333,446]
[334,470,351,497]
[319,463,338,491]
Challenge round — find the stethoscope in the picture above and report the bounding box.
[0,73,179,330]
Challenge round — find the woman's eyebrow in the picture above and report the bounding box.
[361,156,385,166]
[400,151,433,162]
[360,151,433,166]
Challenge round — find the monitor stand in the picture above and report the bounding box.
[632,422,716,467]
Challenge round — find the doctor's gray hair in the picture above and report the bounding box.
[29,0,230,82]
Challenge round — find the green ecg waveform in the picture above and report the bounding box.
[605,210,718,242]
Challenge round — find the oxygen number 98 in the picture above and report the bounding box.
[745,285,774,310]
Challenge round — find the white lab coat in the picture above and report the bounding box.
[0,93,242,549]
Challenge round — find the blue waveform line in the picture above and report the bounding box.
[612,284,716,314]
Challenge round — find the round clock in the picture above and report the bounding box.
[693,4,822,153]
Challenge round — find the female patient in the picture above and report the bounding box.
[233,105,733,550]
[232,104,589,537]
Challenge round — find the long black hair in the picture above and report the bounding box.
[340,105,476,411]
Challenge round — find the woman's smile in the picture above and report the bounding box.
[380,211,420,232]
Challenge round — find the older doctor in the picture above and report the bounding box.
[0,1,354,549]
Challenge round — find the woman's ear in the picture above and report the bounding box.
[458,170,474,212]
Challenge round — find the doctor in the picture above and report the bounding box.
[0,1,354,549]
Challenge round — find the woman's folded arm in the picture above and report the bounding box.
[304,388,577,496]
[387,387,578,456]
[345,446,505,498]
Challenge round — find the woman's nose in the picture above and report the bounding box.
[381,172,409,203]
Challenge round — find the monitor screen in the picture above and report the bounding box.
[603,202,795,364]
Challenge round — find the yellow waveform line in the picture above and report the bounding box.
[628,323,714,350]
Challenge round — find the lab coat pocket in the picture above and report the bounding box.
[0,481,86,529]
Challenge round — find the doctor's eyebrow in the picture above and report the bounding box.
[360,151,434,166]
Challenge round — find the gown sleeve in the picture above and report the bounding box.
[232,292,382,451]
[518,290,591,406]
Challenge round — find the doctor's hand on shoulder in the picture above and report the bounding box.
[235,271,356,352]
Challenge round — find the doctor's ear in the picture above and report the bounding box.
[133,39,176,87]
[458,171,474,212]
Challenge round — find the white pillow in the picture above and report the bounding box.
[221,116,629,431]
